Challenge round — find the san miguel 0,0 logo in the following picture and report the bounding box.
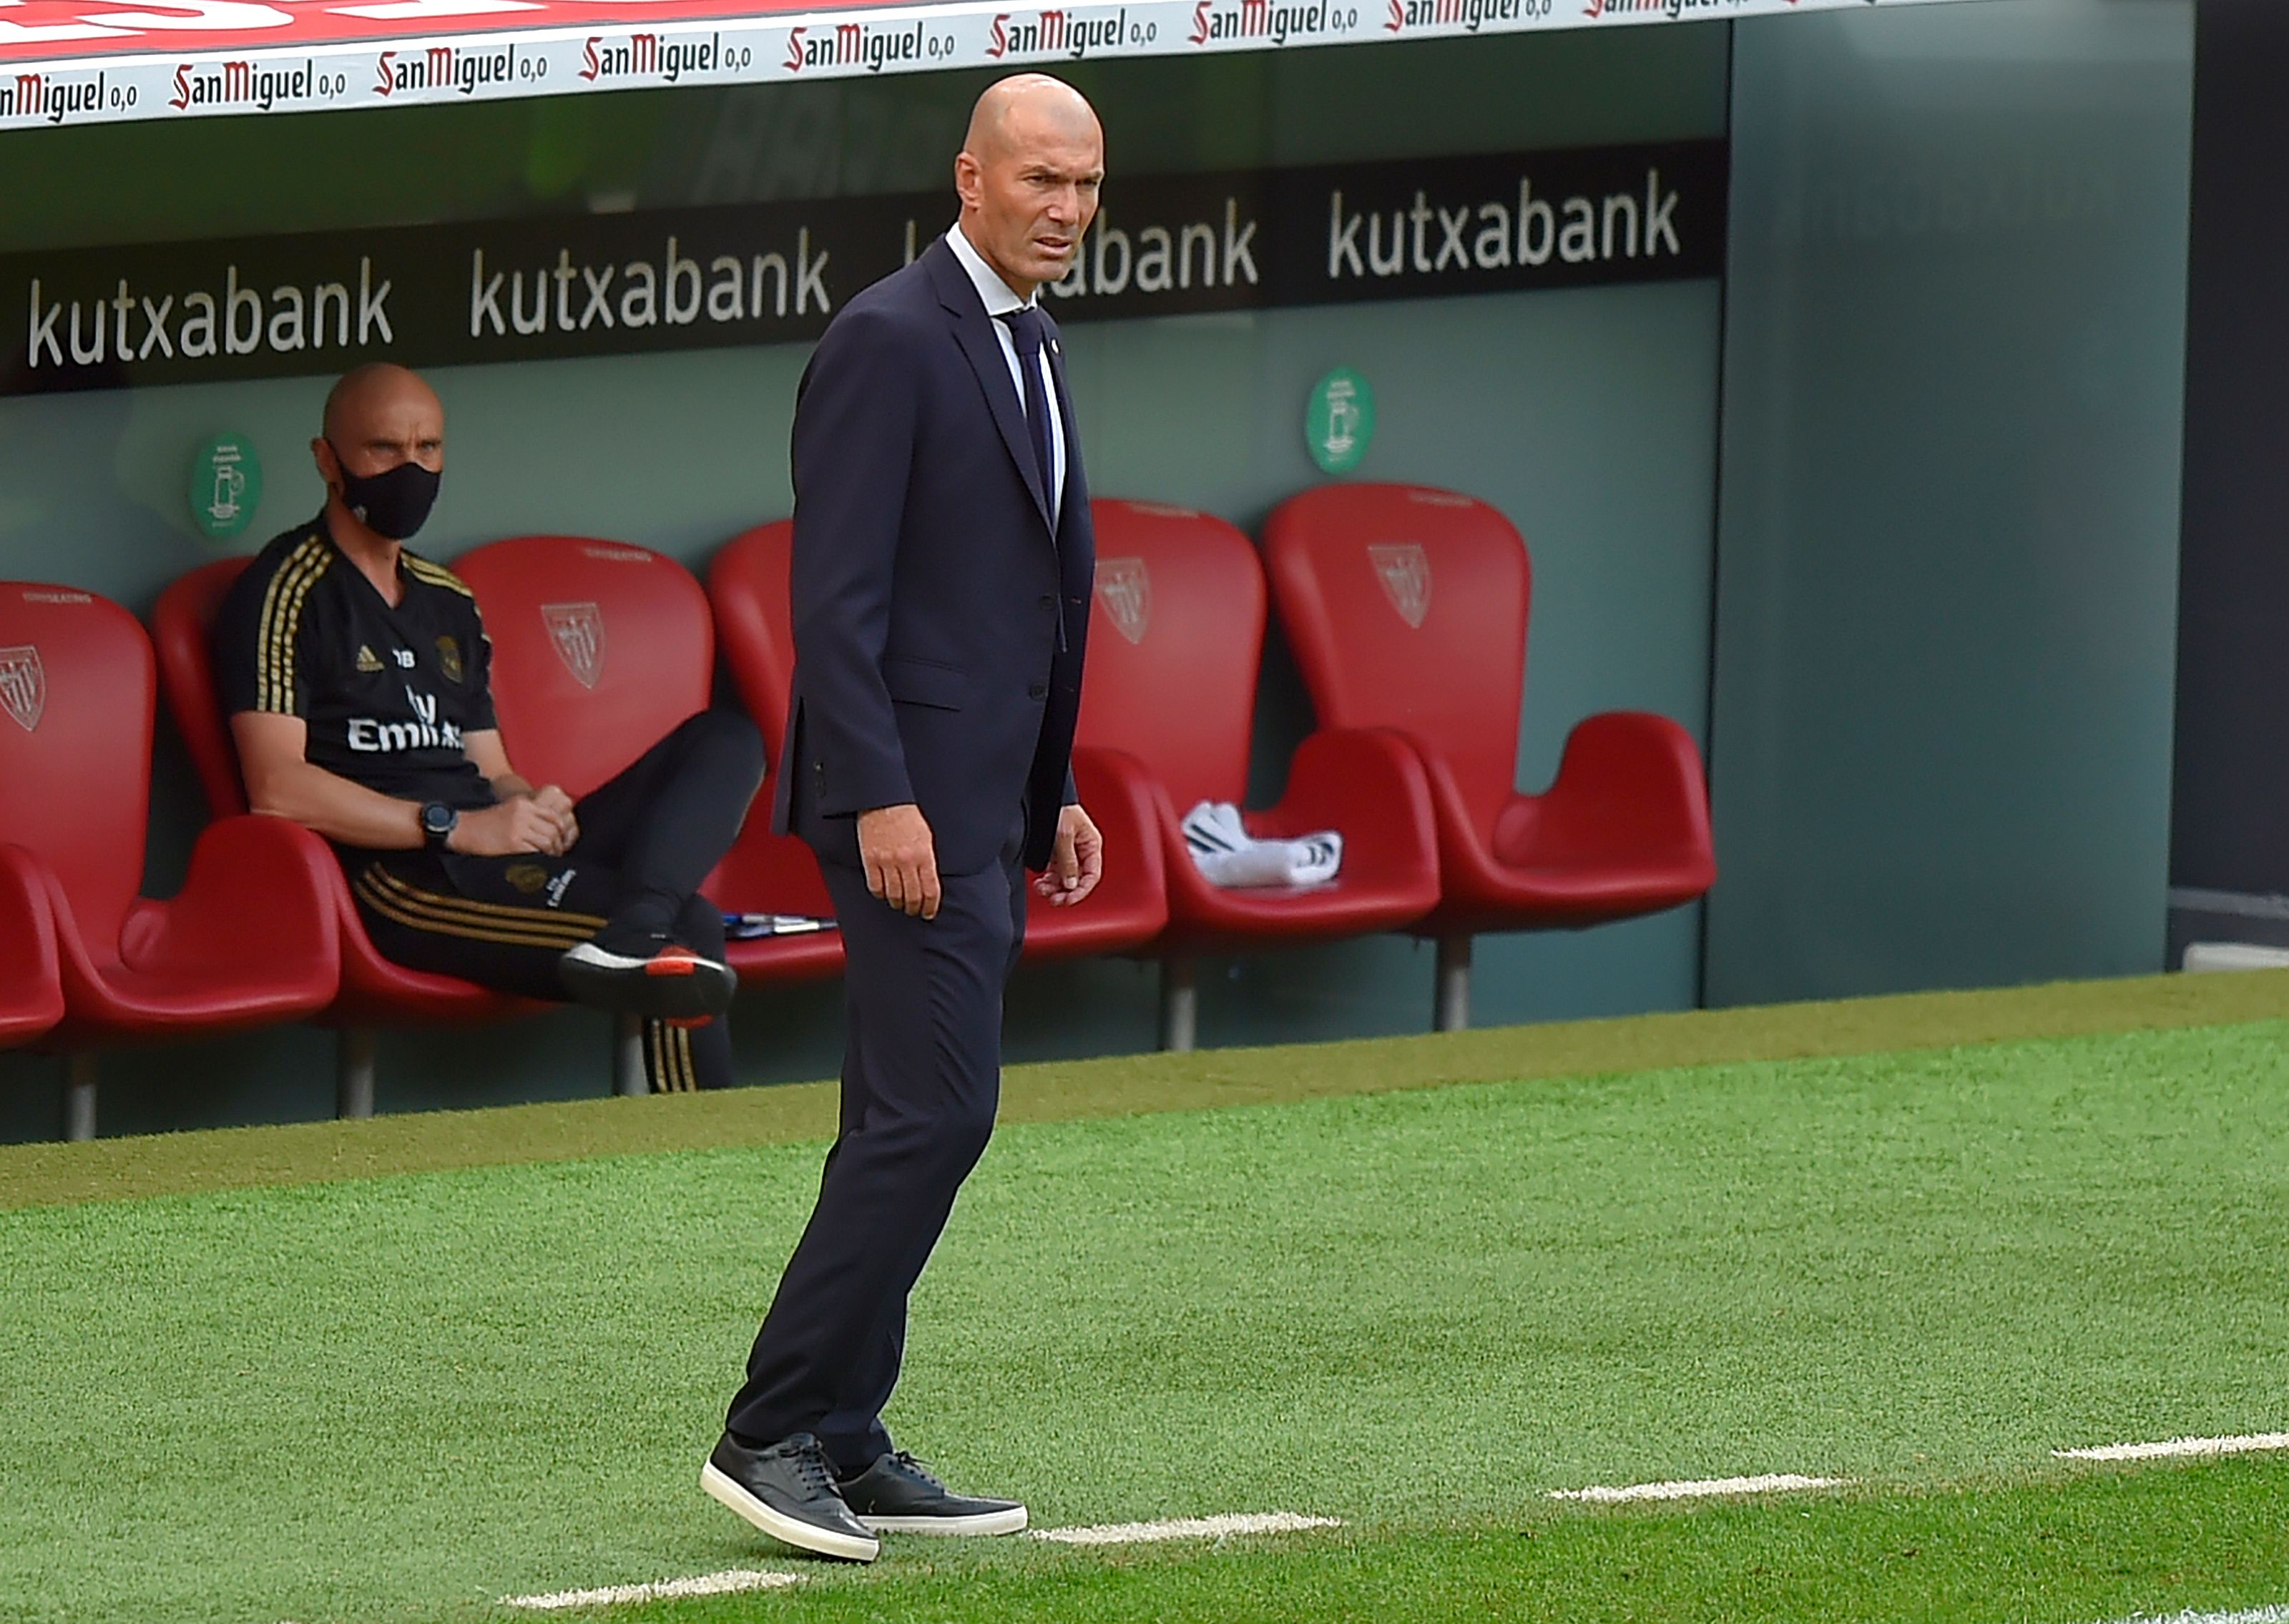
[986,9,1139,60]
[169,59,342,113]
[1187,0,1350,46]
[1382,0,1539,32]
[1582,0,1739,17]
[374,44,522,99]
[579,33,754,84]
[0,71,113,127]
[782,21,947,73]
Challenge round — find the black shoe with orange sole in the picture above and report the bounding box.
[559,929,737,1021]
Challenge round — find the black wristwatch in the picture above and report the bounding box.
[420,802,459,850]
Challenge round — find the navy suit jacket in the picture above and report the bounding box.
[771,235,1095,877]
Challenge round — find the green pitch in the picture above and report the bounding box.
[3,980,2288,1624]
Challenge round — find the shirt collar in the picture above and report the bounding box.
[946,222,1032,318]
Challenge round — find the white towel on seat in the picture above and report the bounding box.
[1181,801,1343,889]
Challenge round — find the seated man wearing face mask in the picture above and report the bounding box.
[212,363,765,1092]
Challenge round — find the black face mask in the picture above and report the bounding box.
[330,443,441,541]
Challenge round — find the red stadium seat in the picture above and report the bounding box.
[454,536,713,797]
[2,581,339,1139]
[154,558,543,1119]
[1076,501,1439,1047]
[0,845,64,1048]
[1262,484,1715,1028]
[708,522,1167,969]
[456,536,840,1080]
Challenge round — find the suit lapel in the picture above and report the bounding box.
[924,240,1054,535]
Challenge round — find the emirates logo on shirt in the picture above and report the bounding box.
[1094,557,1152,645]
[0,646,45,734]
[1368,543,1431,629]
[541,602,606,689]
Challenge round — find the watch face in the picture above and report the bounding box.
[423,804,456,837]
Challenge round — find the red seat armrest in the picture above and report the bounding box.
[121,814,342,980]
[0,844,63,1026]
[1502,711,1712,866]
[1254,727,1438,880]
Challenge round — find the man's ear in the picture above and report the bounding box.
[310,436,340,493]
[953,150,981,208]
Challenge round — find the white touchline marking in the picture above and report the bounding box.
[501,1568,805,1610]
[1549,1473,1853,1504]
[1034,1511,1343,1546]
[2056,1432,2289,1463]
[2089,1607,2289,1624]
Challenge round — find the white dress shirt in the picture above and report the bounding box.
[945,224,1067,528]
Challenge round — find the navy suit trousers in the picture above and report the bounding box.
[725,824,1028,1470]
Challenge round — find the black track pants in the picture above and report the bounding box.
[348,708,765,1091]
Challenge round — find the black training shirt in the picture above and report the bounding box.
[215,515,499,812]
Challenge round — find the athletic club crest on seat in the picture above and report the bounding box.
[1368,543,1431,629]
[0,646,44,733]
[541,603,605,689]
[1095,557,1151,645]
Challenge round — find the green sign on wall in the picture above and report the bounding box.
[190,433,262,541]
[1306,368,1375,475]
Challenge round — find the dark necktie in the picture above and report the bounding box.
[996,305,1056,516]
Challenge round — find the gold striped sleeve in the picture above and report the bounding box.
[268,547,333,713]
[403,555,475,598]
[259,538,327,712]
[252,537,328,714]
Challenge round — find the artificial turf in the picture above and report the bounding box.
[614,1458,2289,1624]
[6,966,2289,1211]
[4,1005,2287,1623]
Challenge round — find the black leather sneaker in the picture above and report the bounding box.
[560,929,736,1021]
[701,1432,879,1563]
[838,1450,1029,1536]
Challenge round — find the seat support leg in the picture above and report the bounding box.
[1434,935,1473,1033]
[1159,958,1199,1053]
[336,1028,377,1120]
[63,1053,96,1143]
[613,1014,649,1096]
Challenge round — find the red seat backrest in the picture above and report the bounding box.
[1263,485,1529,836]
[0,583,155,950]
[451,537,715,799]
[152,556,255,820]
[707,523,798,761]
[1076,501,1265,812]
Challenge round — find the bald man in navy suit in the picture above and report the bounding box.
[702,75,1106,1563]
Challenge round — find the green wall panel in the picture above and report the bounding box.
[1705,0,2193,1005]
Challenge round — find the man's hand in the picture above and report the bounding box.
[449,797,572,857]
[1034,802,1103,907]
[513,784,579,854]
[466,734,578,855]
[859,803,941,919]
